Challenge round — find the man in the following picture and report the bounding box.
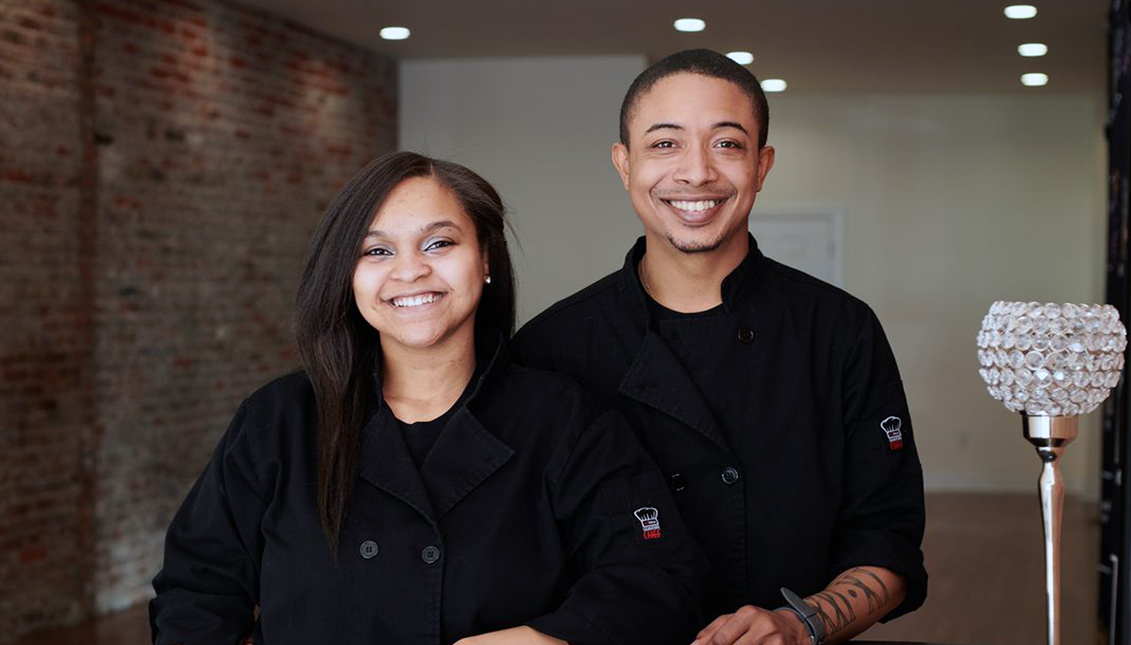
[512,49,926,645]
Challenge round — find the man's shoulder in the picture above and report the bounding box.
[517,268,623,338]
[758,255,875,323]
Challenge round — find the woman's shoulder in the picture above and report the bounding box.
[231,370,318,447]
[244,370,316,409]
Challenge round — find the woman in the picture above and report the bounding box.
[149,152,705,645]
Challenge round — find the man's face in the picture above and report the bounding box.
[612,73,775,255]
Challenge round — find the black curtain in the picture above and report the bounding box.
[1101,1,1131,641]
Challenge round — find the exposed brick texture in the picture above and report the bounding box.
[1,0,396,641]
[0,0,94,639]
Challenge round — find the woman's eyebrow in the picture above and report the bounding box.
[364,220,462,240]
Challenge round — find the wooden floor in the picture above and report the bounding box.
[14,492,1101,645]
[858,492,1100,645]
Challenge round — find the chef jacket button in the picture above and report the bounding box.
[737,327,756,344]
[669,473,686,492]
[359,540,379,559]
[421,545,441,564]
[721,466,740,485]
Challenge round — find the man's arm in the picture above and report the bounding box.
[691,566,904,645]
[803,566,905,643]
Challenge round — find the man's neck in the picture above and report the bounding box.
[638,231,749,314]
[380,329,476,423]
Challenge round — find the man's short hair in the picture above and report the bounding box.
[619,49,770,149]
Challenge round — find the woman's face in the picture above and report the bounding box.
[352,176,488,354]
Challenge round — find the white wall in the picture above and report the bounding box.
[760,93,1107,496]
[400,55,647,323]
[400,56,1108,496]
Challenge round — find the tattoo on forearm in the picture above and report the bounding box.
[833,571,886,613]
[812,590,854,633]
[851,567,890,601]
[810,568,892,636]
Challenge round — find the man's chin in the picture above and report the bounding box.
[665,232,725,254]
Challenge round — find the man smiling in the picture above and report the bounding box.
[513,50,926,645]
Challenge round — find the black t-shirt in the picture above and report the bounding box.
[395,372,477,469]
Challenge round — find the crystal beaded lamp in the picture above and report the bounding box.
[977,301,1127,645]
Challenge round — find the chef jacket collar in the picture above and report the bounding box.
[357,330,515,525]
[613,237,765,453]
[617,233,765,328]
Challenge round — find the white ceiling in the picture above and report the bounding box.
[238,0,1109,93]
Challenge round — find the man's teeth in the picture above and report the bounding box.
[669,200,720,213]
[393,293,439,308]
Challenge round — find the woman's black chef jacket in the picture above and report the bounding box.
[149,337,706,645]
[512,236,927,622]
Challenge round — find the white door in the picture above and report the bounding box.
[749,210,843,287]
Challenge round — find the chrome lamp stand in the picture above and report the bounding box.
[978,301,1126,645]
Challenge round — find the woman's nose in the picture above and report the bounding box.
[390,251,431,282]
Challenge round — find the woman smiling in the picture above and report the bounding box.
[149,152,705,645]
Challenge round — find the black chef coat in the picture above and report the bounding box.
[150,335,706,645]
[512,236,927,622]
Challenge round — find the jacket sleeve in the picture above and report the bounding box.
[149,400,266,645]
[831,308,927,621]
[526,408,707,645]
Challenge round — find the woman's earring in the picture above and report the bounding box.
[484,275,492,285]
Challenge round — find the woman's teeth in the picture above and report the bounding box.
[392,293,439,308]
[669,199,720,213]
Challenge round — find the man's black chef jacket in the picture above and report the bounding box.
[150,336,706,645]
[512,236,927,621]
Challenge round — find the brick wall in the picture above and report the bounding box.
[0,0,396,640]
[0,0,95,638]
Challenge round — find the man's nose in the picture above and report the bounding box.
[673,145,718,185]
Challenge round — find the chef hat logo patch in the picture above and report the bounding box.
[633,507,662,540]
[881,416,903,451]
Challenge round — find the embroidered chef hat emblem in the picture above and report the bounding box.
[881,416,903,451]
[633,507,662,540]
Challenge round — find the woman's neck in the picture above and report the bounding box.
[380,331,477,423]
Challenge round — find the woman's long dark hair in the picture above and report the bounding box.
[295,151,516,554]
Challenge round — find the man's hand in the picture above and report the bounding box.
[694,566,905,645]
[454,626,567,645]
[691,606,809,645]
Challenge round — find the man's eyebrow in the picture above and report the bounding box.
[364,220,462,239]
[643,122,749,135]
[714,121,749,134]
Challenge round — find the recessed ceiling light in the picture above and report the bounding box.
[380,26,410,40]
[726,51,754,65]
[1018,43,1048,57]
[761,79,787,92]
[1004,5,1038,19]
[673,18,706,32]
[1021,72,1049,87]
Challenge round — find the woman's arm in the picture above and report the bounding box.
[455,626,567,645]
[150,400,266,645]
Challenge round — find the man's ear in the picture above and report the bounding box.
[611,143,631,191]
[755,145,776,192]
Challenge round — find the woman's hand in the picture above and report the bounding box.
[454,626,567,645]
